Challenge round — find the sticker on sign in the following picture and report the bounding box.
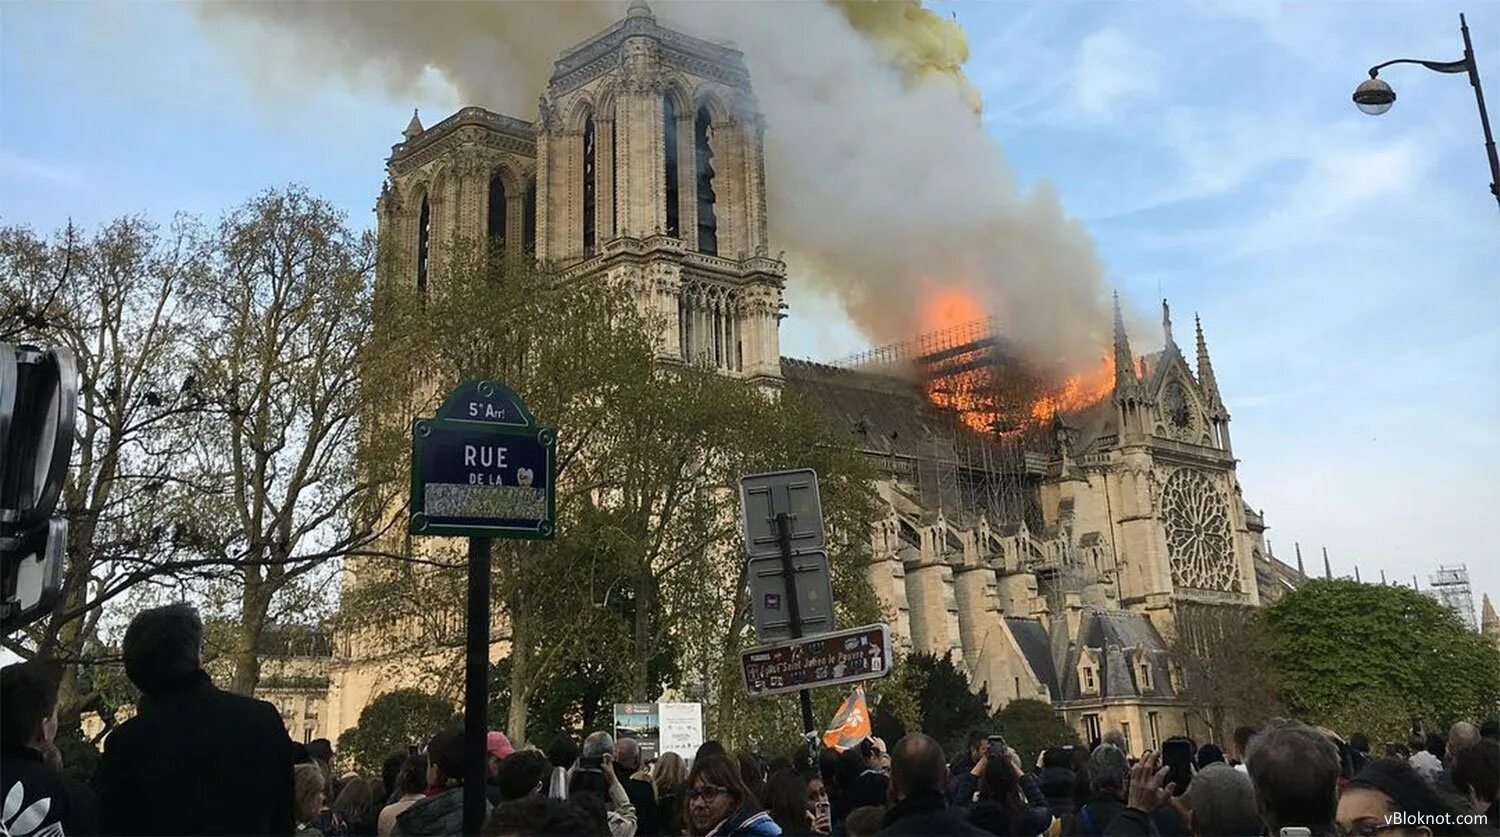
[741,624,892,698]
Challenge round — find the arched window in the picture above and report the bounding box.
[610,118,618,240]
[523,176,537,253]
[417,196,431,293]
[694,105,717,256]
[663,95,680,238]
[582,115,596,255]
[487,172,506,246]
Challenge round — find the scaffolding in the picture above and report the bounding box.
[1426,564,1477,631]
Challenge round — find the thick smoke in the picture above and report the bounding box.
[199,1,1117,371]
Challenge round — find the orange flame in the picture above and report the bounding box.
[918,286,1117,436]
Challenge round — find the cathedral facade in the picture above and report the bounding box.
[316,1,1296,752]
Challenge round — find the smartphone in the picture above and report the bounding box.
[813,799,831,833]
[1162,739,1193,795]
[1279,829,1312,837]
[987,734,1007,757]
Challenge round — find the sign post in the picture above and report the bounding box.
[409,380,555,837]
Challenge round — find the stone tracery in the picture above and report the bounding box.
[1160,468,1239,592]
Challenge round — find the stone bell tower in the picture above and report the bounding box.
[535,0,785,384]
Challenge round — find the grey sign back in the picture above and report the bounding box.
[739,468,824,557]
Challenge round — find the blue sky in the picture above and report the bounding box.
[2,1,1497,610]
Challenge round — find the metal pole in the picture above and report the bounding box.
[775,513,817,736]
[463,536,493,836]
[1459,14,1500,210]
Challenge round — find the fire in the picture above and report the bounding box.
[917,286,1118,436]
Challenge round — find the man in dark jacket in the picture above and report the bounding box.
[615,737,662,836]
[2,661,98,835]
[395,726,488,836]
[93,603,293,835]
[1037,747,1079,817]
[1063,744,1129,836]
[877,733,987,836]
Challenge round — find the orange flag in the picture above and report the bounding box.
[822,686,872,751]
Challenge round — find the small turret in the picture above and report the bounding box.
[1195,314,1227,418]
[1161,299,1176,354]
[1295,543,1305,578]
[1112,292,1140,400]
[1323,547,1332,580]
[403,108,424,142]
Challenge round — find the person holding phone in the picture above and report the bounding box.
[965,739,1052,836]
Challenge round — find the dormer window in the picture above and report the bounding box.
[1138,663,1153,690]
[1083,666,1096,691]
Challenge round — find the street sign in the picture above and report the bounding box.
[0,517,65,632]
[409,380,556,540]
[740,469,823,557]
[0,345,77,524]
[742,623,893,699]
[749,550,834,643]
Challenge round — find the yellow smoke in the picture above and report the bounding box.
[832,0,983,114]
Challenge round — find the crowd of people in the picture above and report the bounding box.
[2,602,1498,836]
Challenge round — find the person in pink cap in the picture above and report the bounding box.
[485,731,516,805]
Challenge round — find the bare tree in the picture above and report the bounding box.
[1167,601,1282,744]
[183,187,397,695]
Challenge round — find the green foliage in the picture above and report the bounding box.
[992,698,1077,769]
[337,688,458,774]
[905,652,991,757]
[1258,580,1500,743]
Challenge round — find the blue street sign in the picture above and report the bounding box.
[409,380,556,539]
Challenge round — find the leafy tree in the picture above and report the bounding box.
[1168,601,1282,744]
[1258,580,1500,743]
[336,688,457,774]
[905,652,991,756]
[991,698,1077,769]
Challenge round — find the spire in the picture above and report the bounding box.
[1161,298,1176,352]
[1323,547,1332,580]
[1112,292,1139,398]
[1355,565,1362,583]
[1195,314,1227,417]
[1381,569,1387,585]
[403,108,424,142]
[1482,595,1499,641]
[1295,543,1305,578]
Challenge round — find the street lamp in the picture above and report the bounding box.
[1354,13,1500,210]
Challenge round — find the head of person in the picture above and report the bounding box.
[1182,763,1260,837]
[836,747,867,792]
[0,661,61,752]
[1195,743,1226,770]
[736,751,766,800]
[333,776,373,825]
[396,754,429,797]
[122,603,205,696]
[1233,725,1258,761]
[652,751,687,794]
[580,731,614,768]
[615,737,641,773]
[1087,744,1129,801]
[1425,733,1447,761]
[1041,747,1073,771]
[967,730,988,764]
[818,746,842,784]
[547,733,579,770]
[1445,722,1480,764]
[382,750,409,800]
[764,768,809,834]
[888,733,947,802]
[1245,719,1341,835]
[980,746,1022,808]
[804,769,828,813]
[1102,730,1126,751]
[486,731,515,778]
[427,726,466,789]
[304,736,332,764]
[693,740,726,765]
[483,796,606,837]
[1409,733,1428,754]
[497,750,549,801]
[294,763,327,825]
[1450,739,1499,819]
[1341,758,1477,837]
[843,804,888,837]
[863,736,890,772]
[685,754,756,836]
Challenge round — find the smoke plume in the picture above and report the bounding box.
[199,0,1116,371]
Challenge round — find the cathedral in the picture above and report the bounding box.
[313,1,1302,751]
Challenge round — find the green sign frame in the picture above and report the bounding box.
[408,380,556,540]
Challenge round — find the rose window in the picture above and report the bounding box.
[1160,468,1239,592]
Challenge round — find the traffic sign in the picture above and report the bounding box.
[748,550,834,643]
[740,469,823,557]
[741,623,893,699]
[409,380,556,540]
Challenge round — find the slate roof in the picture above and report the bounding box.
[1058,608,1177,702]
[1006,617,1060,700]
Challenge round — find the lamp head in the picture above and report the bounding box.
[1353,75,1395,115]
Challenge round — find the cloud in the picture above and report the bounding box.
[1070,29,1161,122]
[0,149,85,188]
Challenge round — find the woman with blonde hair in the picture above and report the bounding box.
[295,762,328,836]
[653,752,689,836]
